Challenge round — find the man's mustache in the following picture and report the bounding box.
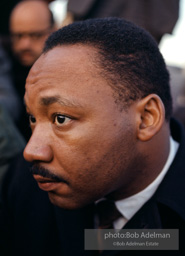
[17,49,34,57]
[30,164,66,183]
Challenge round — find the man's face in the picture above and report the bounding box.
[10,10,51,67]
[24,45,140,209]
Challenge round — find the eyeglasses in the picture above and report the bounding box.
[10,27,51,42]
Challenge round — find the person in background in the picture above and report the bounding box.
[0,41,25,237]
[9,0,55,68]
[9,0,55,140]
[67,0,179,44]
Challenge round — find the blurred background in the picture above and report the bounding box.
[160,0,185,67]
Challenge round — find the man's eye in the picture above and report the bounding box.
[54,115,71,126]
[29,115,36,124]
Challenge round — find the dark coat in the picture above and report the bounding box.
[0,104,25,184]
[0,119,185,256]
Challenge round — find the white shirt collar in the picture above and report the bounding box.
[114,136,179,229]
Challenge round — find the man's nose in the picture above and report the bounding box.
[18,35,32,48]
[23,129,53,163]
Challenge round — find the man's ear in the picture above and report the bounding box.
[136,94,165,141]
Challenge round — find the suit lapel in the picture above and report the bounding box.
[124,199,162,229]
[100,199,162,256]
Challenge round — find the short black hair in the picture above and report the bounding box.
[43,17,172,120]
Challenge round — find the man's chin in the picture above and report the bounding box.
[47,191,92,210]
[19,58,35,67]
[48,192,80,210]
[17,54,36,67]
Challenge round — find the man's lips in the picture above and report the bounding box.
[33,174,63,191]
[30,164,68,191]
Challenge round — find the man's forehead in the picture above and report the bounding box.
[41,44,98,63]
[25,45,117,110]
[27,44,100,83]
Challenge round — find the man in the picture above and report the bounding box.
[0,18,185,255]
[9,0,55,140]
[9,0,54,67]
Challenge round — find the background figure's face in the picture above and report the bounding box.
[24,45,140,209]
[10,4,52,67]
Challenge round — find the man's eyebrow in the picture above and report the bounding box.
[39,95,83,108]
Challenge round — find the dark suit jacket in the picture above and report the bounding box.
[0,119,185,256]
